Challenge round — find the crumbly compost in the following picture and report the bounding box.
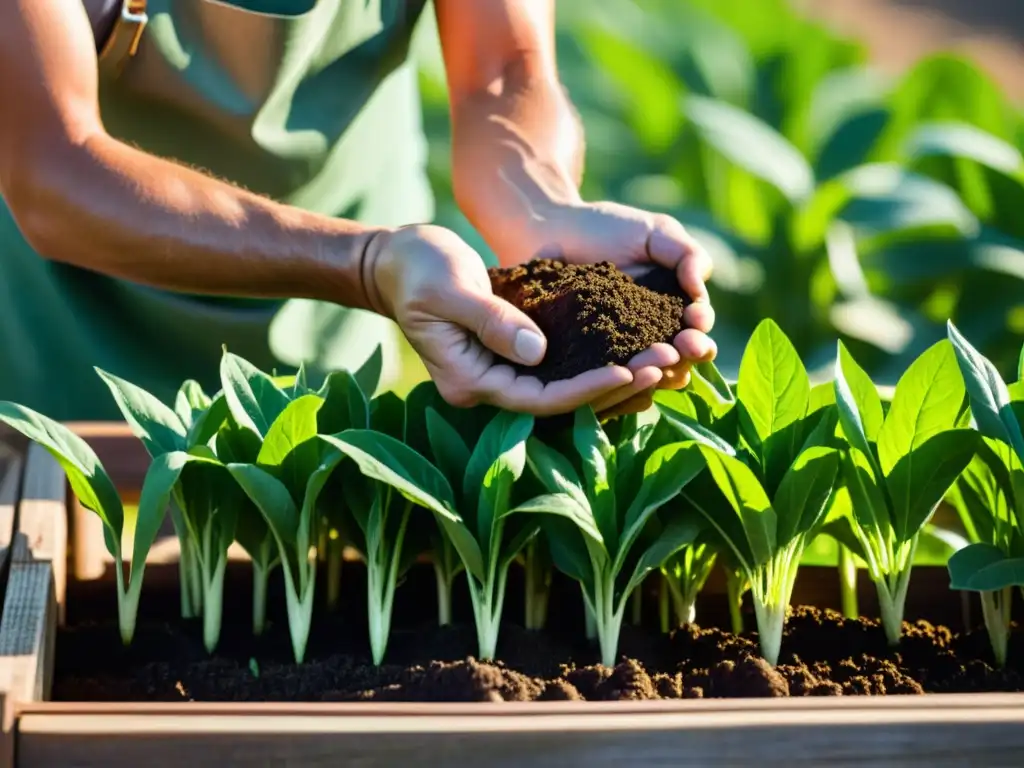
[488,259,690,382]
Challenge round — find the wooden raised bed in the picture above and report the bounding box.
[0,424,1023,767]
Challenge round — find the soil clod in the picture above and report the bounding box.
[488,259,690,382]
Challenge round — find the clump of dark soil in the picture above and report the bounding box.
[488,259,690,382]
[52,564,1023,703]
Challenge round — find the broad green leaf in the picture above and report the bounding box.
[187,394,229,449]
[354,345,384,399]
[369,391,405,441]
[654,398,737,456]
[465,411,535,509]
[539,516,597,592]
[685,94,815,203]
[525,435,587,506]
[808,382,836,414]
[476,425,529,555]
[130,450,193,588]
[698,446,775,567]
[1019,344,1024,385]
[948,543,1024,591]
[174,380,210,428]
[905,122,1024,176]
[947,321,1024,459]
[834,341,884,450]
[624,516,704,598]
[877,340,966,476]
[737,319,810,445]
[317,370,369,434]
[293,362,309,396]
[0,401,124,552]
[426,407,471,490]
[620,442,706,557]
[321,431,457,521]
[508,492,603,546]
[220,352,291,438]
[840,447,889,539]
[227,463,300,548]
[773,446,840,544]
[96,369,186,456]
[886,429,979,542]
[257,395,323,468]
[820,516,871,565]
[571,407,617,550]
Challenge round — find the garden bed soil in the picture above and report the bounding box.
[53,563,1022,704]
[488,259,690,382]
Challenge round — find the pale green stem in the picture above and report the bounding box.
[326,533,343,613]
[726,568,746,635]
[838,544,859,620]
[199,523,227,654]
[749,541,802,666]
[875,536,918,647]
[434,559,453,626]
[593,575,627,668]
[523,539,551,631]
[659,572,670,633]
[114,549,142,645]
[630,580,643,626]
[980,587,1013,669]
[188,538,204,617]
[281,557,317,663]
[252,562,269,637]
[583,587,598,641]
[467,547,510,661]
[367,502,412,666]
[177,535,195,619]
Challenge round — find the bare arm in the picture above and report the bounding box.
[0,0,381,309]
[435,0,584,267]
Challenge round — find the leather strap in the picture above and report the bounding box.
[97,0,148,78]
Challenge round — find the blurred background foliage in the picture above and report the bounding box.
[411,0,1024,386]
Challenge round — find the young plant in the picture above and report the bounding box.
[521,536,552,631]
[518,406,708,667]
[944,323,1024,666]
[222,352,375,663]
[307,406,541,661]
[657,319,842,665]
[830,337,979,645]
[659,532,717,627]
[0,401,211,645]
[309,391,430,665]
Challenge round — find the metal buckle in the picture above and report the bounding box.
[98,0,149,77]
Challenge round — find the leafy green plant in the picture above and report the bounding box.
[308,391,430,665]
[659,533,717,627]
[944,323,1024,665]
[517,406,707,667]
[313,406,542,661]
[657,319,841,665]
[0,401,205,645]
[829,337,979,645]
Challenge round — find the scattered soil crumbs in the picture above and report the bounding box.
[488,259,690,382]
[54,598,1023,702]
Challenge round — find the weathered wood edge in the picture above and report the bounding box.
[14,694,1024,768]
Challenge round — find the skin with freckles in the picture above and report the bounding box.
[0,0,714,419]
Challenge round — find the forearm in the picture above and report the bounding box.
[9,133,383,310]
[450,59,585,266]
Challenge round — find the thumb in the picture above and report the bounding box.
[445,288,547,367]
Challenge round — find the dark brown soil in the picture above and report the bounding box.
[488,259,690,382]
[52,563,1022,702]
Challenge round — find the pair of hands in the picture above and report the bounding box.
[365,202,716,418]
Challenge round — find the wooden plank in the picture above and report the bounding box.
[0,562,55,768]
[0,452,22,584]
[14,695,1024,767]
[14,445,67,625]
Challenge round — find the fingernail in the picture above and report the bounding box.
[514,329,546,365]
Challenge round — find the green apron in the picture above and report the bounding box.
[0,0,432,421]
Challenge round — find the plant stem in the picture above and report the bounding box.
[875,537,918,646]
[726,568,746,635]
[749,541,802,666]
[592,576,627,668]
[326,532,343,613]
[434,559,453,626]
[178,534,195,619]
[366,502,412,666]
[252,562,269,637]
[980,587,1013,668]
[523,539,551,631]
[582,586,597,641]
[283,565,316,664]
[467,564,510,661]
[201,555,227,654]
[659,572,670,634]
[188,538,204,617]
[838,544,859,620]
